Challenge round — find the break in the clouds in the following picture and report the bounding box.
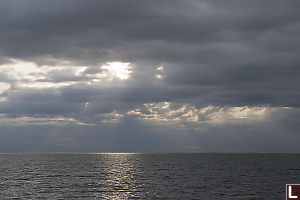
[0,0,300,152]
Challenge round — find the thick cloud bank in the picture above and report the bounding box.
[0,0,300,152]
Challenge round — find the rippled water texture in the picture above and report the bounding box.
[0,153,299,199]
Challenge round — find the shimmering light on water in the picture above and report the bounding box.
[0,153,300,199]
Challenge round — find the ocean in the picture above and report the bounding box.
[0,153,299,199]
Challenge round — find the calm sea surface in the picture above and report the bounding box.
[0,153,299,199]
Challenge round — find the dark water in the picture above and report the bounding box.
[0,153,299,199]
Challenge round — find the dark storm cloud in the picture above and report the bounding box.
[0,0,300,152]
[1,0,300,107]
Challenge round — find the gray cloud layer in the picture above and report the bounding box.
[0,0,300,152]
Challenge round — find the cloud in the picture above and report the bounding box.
[0,0,300,152]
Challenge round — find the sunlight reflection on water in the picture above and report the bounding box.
[1,153,300,199]
[96,154,144,199]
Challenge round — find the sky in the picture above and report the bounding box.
[0,0,300,152]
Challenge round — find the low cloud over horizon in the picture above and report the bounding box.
[1,0,300,152]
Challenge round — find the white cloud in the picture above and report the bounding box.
[100,111,124,123]
[155,66,164,79]
[0,82,10,94]
[0,114,95,126]
[127,102,275,125]
[0,59,133,89]
[101,62,132,80]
